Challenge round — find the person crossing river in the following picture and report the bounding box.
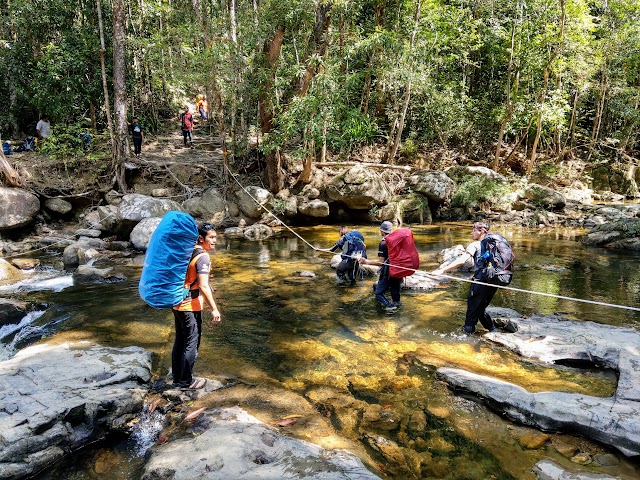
[323,226,367,286]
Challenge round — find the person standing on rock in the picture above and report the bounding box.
[178,106,194,148]
[431,221,497,334]
[171,223,221,389]
[358,221,401,312]
[130,117,144,158]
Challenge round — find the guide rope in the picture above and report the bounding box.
[225,165,640,313]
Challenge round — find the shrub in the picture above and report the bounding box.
[452,176,512,210]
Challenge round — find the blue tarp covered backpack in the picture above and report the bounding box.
[139,211,199,308]
[343,230,367,259]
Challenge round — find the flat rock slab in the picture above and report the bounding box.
[436,312,640,457]
[533,459,620,480]
[0,342,152,479]
[142,406,381,480]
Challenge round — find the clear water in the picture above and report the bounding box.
[5,223,640,479]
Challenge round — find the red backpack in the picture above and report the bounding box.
[385,228,420,278]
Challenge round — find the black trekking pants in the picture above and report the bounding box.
[336,258,359,282]
[133,137,142,154]
[182,129,193,145]
[172,310,202,386]
[464,283,497,333]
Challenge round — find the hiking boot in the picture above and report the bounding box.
[392,301,402,308]
[349,279,356,286]
[384,305,398,313]
[461,326,475,335]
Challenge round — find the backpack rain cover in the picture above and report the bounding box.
[343,230,367,258]
[385,228,420,278]
[139,211,199,308]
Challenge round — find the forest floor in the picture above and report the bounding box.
[5,118,589,205]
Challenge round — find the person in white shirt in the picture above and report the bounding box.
[431,221,497,334]
[36,115,51,143]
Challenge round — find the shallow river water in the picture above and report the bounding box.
[4,222,640,479]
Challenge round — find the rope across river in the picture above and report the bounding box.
[225,164,640,313]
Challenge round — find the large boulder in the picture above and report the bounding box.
[62,238,109,268]
[182,187,226,224]
[0,258,22,282]
[274,190,298,217]
[0,342,151,479]
[130,217,163,251]
[524,184,566,210]
[0,187,40,230]
[243,224,273,241]
[141,406,381,480]
[407,170,456,204]
[116,194,183,234]
[436,312,640,457]
[235,186,273,219]
[327,165,390,209]
[582,218,640,250]
[298,199,330,217]
[43,198,72,215]
[72,265,127,285]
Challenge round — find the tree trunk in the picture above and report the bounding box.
[96,0,114,152]
[259,27,285,192]
[112,0,128,192]
[0,149,22,187]
[527,0,565,175]
[493,21,517,171]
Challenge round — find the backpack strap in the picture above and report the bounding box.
[185,248,208,290]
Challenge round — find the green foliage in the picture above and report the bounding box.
[38,124,93,159]
[270,197,290,216]
[1,0,639,175]
[452,176,512,210]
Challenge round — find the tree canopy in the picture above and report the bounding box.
[1,0,639,191]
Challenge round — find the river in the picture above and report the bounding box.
[3,222,640,479]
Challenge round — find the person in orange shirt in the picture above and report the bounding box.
[171,223,221,389]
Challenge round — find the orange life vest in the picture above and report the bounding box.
[173,249,209,312]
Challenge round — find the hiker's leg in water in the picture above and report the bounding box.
[478,286,498,330]
[389,277,401,304]
[465,284,496,333]
[336,259,349,281]
[374,275,393,307]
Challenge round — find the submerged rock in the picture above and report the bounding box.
[533,459,619,480]
[142,406,381,480]
[436,312,640,457]
[0,342,151,479]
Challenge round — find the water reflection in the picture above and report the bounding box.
[5,223,640,479]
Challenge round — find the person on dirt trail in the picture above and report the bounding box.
[178,106,194,147]
[130,117,144,157]
[198,97,208,121]
[35,114,51,146]
[358,221,402,312]
[431,221,497,334]
[171,223,221,390]
[325,226,366,286]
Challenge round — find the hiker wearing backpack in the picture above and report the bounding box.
[431,221,514,334]
[178,106,194,147]
[358,221,404,312]
[171,223,221,389]
[327,226,367,285]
